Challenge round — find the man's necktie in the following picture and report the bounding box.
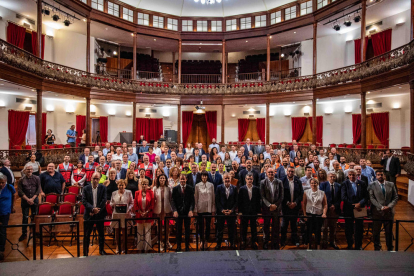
[381,183,385,197]
[182,186,185,194]
[331,184,335,203]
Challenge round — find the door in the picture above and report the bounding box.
[244,119,260,142]
[91,118,100,143]
[366,115,381,146]
[26,114,36,145]
[188,114,211,152]
[299,119,312,143]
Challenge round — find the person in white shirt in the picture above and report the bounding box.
[184,143,194,160]
[318,149,327,165]
[229,146,238,161]
[263,145,272,161]
[112,147,123,161]
[218,146,226,161]
[208,138,220,151]
[153,141,161,157]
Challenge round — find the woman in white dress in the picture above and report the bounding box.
[110,179,133,253]
[184,143,194,160]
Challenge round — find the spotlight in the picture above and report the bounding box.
[63,19,71,27]
[42,9,50,16]
[280,53,285,58]
[333,21,341,31]
[354,12,361,23]
[344,15,352,27]
[295,50,300,55]
[52,14,60,21]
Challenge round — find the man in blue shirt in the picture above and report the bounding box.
[0,172,15,260]
[102,142,111,157]
[40,163,66,195]
[208,138,220,151]
[127,147,138,163]
[138,140,149,160]
[360,158,376,183]
[66,125,77,147]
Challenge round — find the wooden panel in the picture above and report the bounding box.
[298,118,312,143]
[187,114,210,152]
[106,57,132,70]
[244,119,259,142]
[366,115,381,146]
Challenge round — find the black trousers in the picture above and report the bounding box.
[176,217,191,248]
[373,213,394,251]
[345,216,364,249]
[281,209,299,243]
[197,212,212,242]
[263,210,280,247]
[216,216,236,245]
[21,199,38,234]
[83,219,105,256]
[306,213,323,245]
[241,215,258,243]
[0,214,10,252]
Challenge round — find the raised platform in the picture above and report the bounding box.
[2,250,414,276]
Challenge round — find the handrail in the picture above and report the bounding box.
[0,37,413,95]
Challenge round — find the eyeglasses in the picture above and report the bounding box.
[92,178,100,180]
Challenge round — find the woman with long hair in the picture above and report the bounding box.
[184,143,193,160]
[215,156,226,172]
[259,153,265,169]
[318,169,327,183]
[177,144,185,159]
[152,167,164,188]
[209,147,219,162]
[168,167,181,189]
[138,168,152,190]
[293,157,300,167]
[223,152,232,171]
[134,179,154,253]
[240,155,247,169]
[125,169,139,198]
[152,174,172,251]
[251,154,260,172]
[104,168,118,204]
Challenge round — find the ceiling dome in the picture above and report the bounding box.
[121,0,294,17]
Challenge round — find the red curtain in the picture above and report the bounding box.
[136,118,149,142]
[7,22,26,49]
[42,113,47,142]
[182,111,193,145]
[31,31,45,59]
[238,119,249,142]
[99,116,108,143]
[8,110,30,149]
[256,118,266,143]
[308,116,323,145]
[371,29,392,57]
[76,115,86,146]
[149,118,163,141]
[371,112,389,147]
[205,111,217,141]
[352,114,361,144]
[354,37,368,64]
[291,117,307,141]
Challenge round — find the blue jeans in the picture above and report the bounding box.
[0,214,10,252]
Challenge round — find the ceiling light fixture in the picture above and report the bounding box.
[196,0,221,5]
[344,15,352,27]
[333,21,341,31]
[354,11,361,23]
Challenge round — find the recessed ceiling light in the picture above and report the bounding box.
[270,36,272,39]
[246,40,248,42]
[399,87,402,88]
[154,39,156,41]
[294,32,296,34]
[83,18,86,22]
[131,33,134,36]
[367,92,371,94]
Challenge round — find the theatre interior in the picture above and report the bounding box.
[0,0,414,275]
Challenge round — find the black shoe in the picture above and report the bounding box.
[241,242,247,250]
[263,242,269,250]
[330,243,339,250]
[215,245,221,251]
[252,243,258,250]
[280,240,286,247]
[99,250,107,255]
[176,247,182,252]
[185,247,190,252]
[273,244,280,250]
[19,234,27,242]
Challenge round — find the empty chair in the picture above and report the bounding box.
[25,145,32,150]
[62,193,78,204]
[44,193,60,204]
[367,145,375,149]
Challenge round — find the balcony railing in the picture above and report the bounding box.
[1,38,413,95]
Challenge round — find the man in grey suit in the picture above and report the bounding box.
[253,140,265,155]
[260,167,284,250]
[368,169,398,251]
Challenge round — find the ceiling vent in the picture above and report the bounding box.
[243,111,260,115]
[16,98,36,104]
[139,109,157,113]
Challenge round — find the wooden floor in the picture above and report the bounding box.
[2,195,414,263]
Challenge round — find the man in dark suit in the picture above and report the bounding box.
[243,138,253,158]
[253,140,265,155]
[280,167,303,246]
[380,150,401,190]
[208,163,223,191]
[171,174,195,252]
[215,173,238,250]
[368,169,398,251]
[78,147,90,165]
[354,166,369,186]
[82,172,107,256]
[193,143,206,157]
[238,173,261,249]
[260,167,284,249]
[187,163,201,187]
[276,158,290,180]
[341,169,368,250]
[239,160,260,188]
[320,172,342,249]
[231,161,241,181]
[330,147,341,162]
[0,160,14,185]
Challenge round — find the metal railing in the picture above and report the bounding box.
[0,223,36,261]
[180,74,222,84]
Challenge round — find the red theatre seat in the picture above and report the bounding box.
[62,193,78,204]
[330,144,336,148]
[338,144,345,148]
[377,145,386,149]
[49,145,55,149]
[356,145,363,149]
[25,145,32,150]
[67,186,80,195]
[65,144,71,148]
[367,145,375,149]
[44,193,60,204]
[12,145,21,150]
[346,145,354,149]
[57,144,64,149]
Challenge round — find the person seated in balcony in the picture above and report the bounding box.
[78,147,90,165]
[40,163,66,195]
[26,147,43,163]
[44,129,56,145]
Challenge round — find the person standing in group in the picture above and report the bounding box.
[153,174,173,251]
[44,129,56,145]
[66,125,76,147]
[380,150,401,191]
[134,179,155,253]
[0,173,15,261]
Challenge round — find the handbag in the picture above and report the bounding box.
[115,204,127,213]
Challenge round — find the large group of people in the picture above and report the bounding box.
[0,137,403,259]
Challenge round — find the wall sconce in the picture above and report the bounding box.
[125,111,132,117]
[108,109,116,116]
[284,110,291,117]
[324,107,333,115]
[396,21,405,27]
[392,103,401,110]
[46,104,54,112]
[344,106,353,114]
[231,114,236,118]
[24,104,32,111]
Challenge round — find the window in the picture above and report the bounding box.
[226,19,237,31]
[91,0,104,11]
[182,20,193,31]
[211,20,222,32]
[240,17,251,29]
[285,6,297,21]
[197,21,207,32]
[301,1,312,16]
[317,0,328,9]
[123,8,133,22]
[270,11,282,24]
[138,13,149,26]
[255,15,266,28]
[167,18,178,31]
[153,15,164,28]
[108,2,119,17]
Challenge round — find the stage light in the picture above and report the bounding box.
[42,9,50,15]
[344,15,352,27]
[333,21,341,31]
[52,14,60,21]
[354,12,361,23]
[63,19,71,27]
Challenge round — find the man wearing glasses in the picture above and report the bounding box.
[82,172,107,256]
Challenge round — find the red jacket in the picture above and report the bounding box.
[58,163,74,183]
[72,168,86,183]
[85,162,99,182]
[134,190,154,223]
[100,163,110,175]
[138,163,154,179]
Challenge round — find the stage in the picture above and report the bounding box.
[2,250,414,276]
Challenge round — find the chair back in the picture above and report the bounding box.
[25,145,32,150]
[57,202,75,215]
[38,202,54,215]
[63,193,77,204]
[67,186,80,195]
[45,193,60,204]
